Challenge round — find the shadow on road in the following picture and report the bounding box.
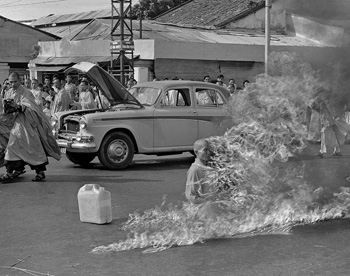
[66,154,194,172]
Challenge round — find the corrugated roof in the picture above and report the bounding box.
[37,24,87,38]
[37,19,323,47]
[65,19,111,41]
[30,9,111,27]
[0,15,60,40]
[31,56,111,65]
[154,0,265,29]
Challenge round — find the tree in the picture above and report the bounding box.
[131,0,189,19]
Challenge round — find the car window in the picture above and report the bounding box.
[195,88,225,106]
[129,87,161,106]
[162,88,191,107]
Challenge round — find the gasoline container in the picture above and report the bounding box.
[77,184,112,224]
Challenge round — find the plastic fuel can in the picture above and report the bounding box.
[77,184,112,224]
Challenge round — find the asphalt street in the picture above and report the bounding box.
[1,144,350,276]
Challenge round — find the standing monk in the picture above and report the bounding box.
[312,97,350,158]
[51,77,70,115]
[0,72,61,182]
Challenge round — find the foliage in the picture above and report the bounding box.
[131,0,189,19]
[30,44,41,59]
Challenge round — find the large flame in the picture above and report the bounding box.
[93,52,350,254]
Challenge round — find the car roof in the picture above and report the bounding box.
[134,80,227,90]
[133,80,230,100]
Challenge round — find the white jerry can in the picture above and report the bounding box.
[77,184,112,224]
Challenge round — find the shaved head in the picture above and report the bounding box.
[9,72,20,80]
[8,72,21,90]
[193,139,211,162]
[193,139,208,151]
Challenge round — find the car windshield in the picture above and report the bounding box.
[129,87,162,106]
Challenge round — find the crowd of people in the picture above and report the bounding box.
[2,70,349,188]
[150,74,250,96]
[1,73,109,119]
[203,74,250,95]
[306,95,350,166]
[0,72,114,183]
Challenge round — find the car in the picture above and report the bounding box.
[52,62,233,170]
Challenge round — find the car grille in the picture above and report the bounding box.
[62,115,80,134]
[64,121,79,132]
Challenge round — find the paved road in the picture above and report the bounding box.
[1,145,350,276]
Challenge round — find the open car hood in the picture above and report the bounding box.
[65,62,142,107]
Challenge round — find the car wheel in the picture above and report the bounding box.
[65,152,96,166]
[98,132,134,170]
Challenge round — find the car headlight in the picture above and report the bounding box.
[51,116,58,128]
[79,119,87,130]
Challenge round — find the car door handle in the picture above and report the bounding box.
[188,111,197,114]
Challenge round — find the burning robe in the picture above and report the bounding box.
[0,85,61,167]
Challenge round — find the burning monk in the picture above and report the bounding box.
[0,72,61,183]
[185,139,216,204]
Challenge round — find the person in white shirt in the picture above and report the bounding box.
[30,78,43,108]
[51,77,70,115]
[79,80,97,110]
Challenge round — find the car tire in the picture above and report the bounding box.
[66,151,96,166]
[98,131,134,170]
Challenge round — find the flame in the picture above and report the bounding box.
[92,52,350,254]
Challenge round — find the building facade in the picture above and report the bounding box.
[0,15,58,84]
[28,0,350,87]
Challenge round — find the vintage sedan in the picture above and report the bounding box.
[52,62,233,169]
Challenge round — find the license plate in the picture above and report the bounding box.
[60,148,66,154]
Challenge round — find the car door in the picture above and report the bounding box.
[153,87,198,149]
[194,87,230,138]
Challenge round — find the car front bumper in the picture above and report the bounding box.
[57,139,96,150]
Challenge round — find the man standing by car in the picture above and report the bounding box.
[51,77,70,115]
[30,78,43,108]
[65,73,78,102]
[79,80,96,110]
[0,72,61,182]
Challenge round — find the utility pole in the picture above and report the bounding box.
[265,0,271,76]
[110,0,134,86]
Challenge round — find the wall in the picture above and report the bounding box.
[0,63,10,84]
[134,40,155,60]
[153,41,350,83]
[0,17,56,62]
[280,0,350,19]
[153,40,264,62]
[286,14,350,47]
[38,39,110,57]
[31,40,154,83]
[154,59,264,87]
[0,17,56,83]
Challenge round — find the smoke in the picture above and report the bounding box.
[92,52,350,254]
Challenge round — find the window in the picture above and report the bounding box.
[162,88,191,107]
[129,87,161,105]
[195,89,224,106]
